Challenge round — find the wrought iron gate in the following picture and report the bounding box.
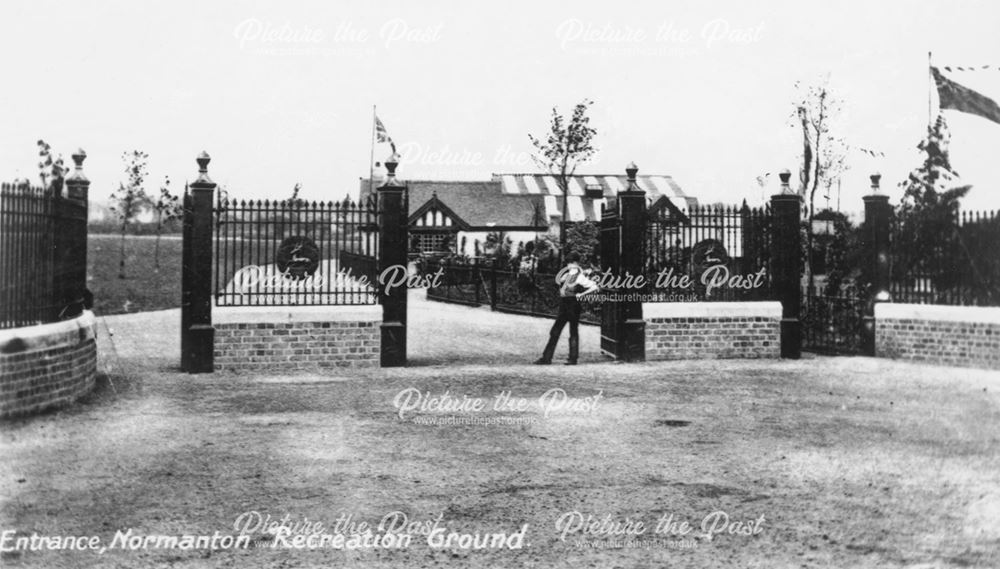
[801,292,868,355]
[596,165,647,362]
[599,199,622,357]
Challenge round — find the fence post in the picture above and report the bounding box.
[181,152,216,373]
[739,199,754,300]
[770,170,803,359]
[618,162,646,362]
[862,173,890,356]
[181,188,192,367]
[490,257,498,311]
[473,258,481,305]
[58,149,91,320]
[378,153,407,367]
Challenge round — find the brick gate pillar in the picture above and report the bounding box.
[181,152,216,373]
[618,162,646,362]
[378,153,407,367]
[59,149,91,319]
[861,173,890,356]
[770,171,803,359]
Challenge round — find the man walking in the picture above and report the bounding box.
[534,252,599,365]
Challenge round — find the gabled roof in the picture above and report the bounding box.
[359,172,696,225]
[409,193,471,231]
[361,179,547,230]
[648,195,691,225]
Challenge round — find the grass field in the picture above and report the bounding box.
[86,233,370,315]
[87,233,183,316]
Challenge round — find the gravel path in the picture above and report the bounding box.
[2,292,999,568]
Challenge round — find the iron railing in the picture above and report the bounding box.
[213,196,379,306]
[889,208,1000,306]
[425,258,601,325]
[0,183,86,329]
[645,203,772,301]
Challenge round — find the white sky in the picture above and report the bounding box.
[2,0,999,215]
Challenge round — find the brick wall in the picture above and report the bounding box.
[643,302,782,361]
[875,303,1000,370]
[0,312,98,419]
[213,306,381,371]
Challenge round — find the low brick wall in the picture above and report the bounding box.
[0,311,98,419]
[875,303,1000,370]
[643,302,782,361]
[214,305,381,371]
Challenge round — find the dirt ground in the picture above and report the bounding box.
[2,294,1000,568]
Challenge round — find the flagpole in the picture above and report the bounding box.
[369,105,376,199]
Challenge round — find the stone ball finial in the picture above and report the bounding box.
[870,172,882,190]
[71,148,87,168]
[384,152,400,180]
[197,151,211,173]
[778,169,793,195]
[625,161,638,181]
[66,148,90,185]
[191,151,215,187]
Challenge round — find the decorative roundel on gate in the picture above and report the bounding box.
[691,239,730,273]
[276,236,320,280]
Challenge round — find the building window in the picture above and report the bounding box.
[416,208,454,229]
[416,232,453,254]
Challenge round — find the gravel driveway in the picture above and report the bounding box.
[2,293,999,568]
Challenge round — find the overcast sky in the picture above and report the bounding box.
[2,0,999,214]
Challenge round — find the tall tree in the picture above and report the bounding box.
[791,80,848,293]
[149,175,182,270]
[529,99,597,263]
[901,114,968,205]
[110,150,150,279]
[894,114,971,301]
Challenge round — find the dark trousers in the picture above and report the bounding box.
[541,296,581,363]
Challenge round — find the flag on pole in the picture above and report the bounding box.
[932,67,1000,125]
[374,115,396,153]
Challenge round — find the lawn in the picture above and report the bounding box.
[87,233,183,316]
[86,234,372,316]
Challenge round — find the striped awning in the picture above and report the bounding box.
[495,174,695,222]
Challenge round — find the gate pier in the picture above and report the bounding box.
[377,153,408,367]
[770,172,803,359]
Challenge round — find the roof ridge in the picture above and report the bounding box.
[491,172,674,177]
[411,179,497,184]
[361,178,499,184]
